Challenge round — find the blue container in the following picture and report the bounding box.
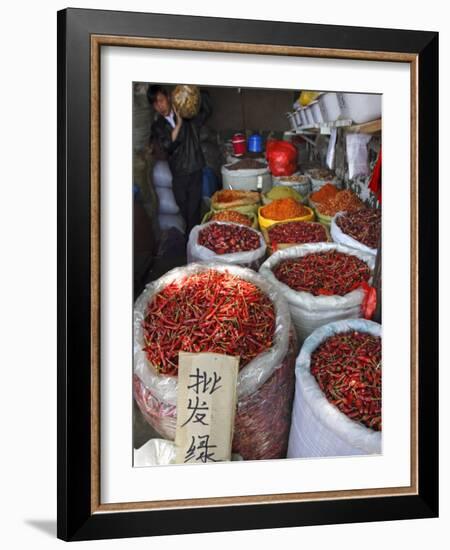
[202,166,219,198]
[247,133,263,153]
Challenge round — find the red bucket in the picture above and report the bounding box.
[231,133,247,156]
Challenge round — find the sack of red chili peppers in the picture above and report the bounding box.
[287,319,382,458]
[187,222,267,270]
[330,210,380,257]
[133,263,297,460]
[259,243,375,342]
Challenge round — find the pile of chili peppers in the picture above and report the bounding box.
[212,189,260,206]
[273,251,371,296]
[336,208,381,249]
[227,159,266,170]
[310,331,382,431]
[316,190,364,216]
[198,223,261,254]
[268,221,328,247]
[143,270,275,375]
[261,198,310,221]
[211,210,252,226]
[310,183,339,204]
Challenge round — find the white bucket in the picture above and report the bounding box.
[340,93,382,124]
[319,92,344,123]
[221,163,272,193]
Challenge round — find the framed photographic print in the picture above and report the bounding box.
[57,8,438,541]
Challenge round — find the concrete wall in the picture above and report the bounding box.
[204,86,296,135]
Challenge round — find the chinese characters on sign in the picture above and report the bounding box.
[175,352,239,464]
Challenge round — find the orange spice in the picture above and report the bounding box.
[310,183,339,203]
[211,210,252,226]
[261,198,309,221]
[316,190,364,216]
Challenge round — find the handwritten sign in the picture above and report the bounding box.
[175,352,239,464]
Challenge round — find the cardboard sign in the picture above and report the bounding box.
[175,352,239,464]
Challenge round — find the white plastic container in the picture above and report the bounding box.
[310,100,324,124]
[297,108,306,127]
[221,163,272,193]
[294,109,303,127]
[287,112,297,131]
[319,92,344,123]
[339,93,382,124]
[305,106,315,126]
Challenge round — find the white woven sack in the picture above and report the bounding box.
[153,160,173,188]
[155,186,179,215]
[259,243,375,342]
[330,212,377,256]
[158,214,185,233]
[133,439,243,466]
[133,438,176,467]
[134,262,291,407]
[186,222,267,269]
[272,172,312,198]
[287,318,382,458]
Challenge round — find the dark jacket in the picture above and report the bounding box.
[150,91,212,176]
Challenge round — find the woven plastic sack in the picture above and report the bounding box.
[201,210,259,229]
[307,199,333,227]
[133,263,296,460]
[155,186,179,215]
[134,438,177,467]
[133,438,244,466]
[259,243,375,342]
[153,160,173,188]
[330,212,377,256]
[187,222,267,270]
[263,186,303,204]
[171,85,200,119]
[306,168,341,192]
[158,214,185,233]
[264,221,331,255]
[272,172,311,198]
[211,190,261,212]
[287,319,382,458]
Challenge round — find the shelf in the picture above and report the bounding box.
[345,118,382,134]
[287,118,382,136]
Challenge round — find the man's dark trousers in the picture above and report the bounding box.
[171,169,203,234]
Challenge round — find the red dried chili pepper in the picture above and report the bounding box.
[273,251,371,296]
[311,330,381,431]
[198,223,261,254]
[336,208,381,249]
[143,270,276,376]
[268,221,328,247]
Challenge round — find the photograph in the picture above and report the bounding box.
[55,6,438,541]
[132,83,383,466]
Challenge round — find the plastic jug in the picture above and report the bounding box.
[248,133,263,153]
[231,133,246,156]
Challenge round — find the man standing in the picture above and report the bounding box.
[148,85,211,233]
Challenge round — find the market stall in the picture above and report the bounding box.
[133,83,382,465]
